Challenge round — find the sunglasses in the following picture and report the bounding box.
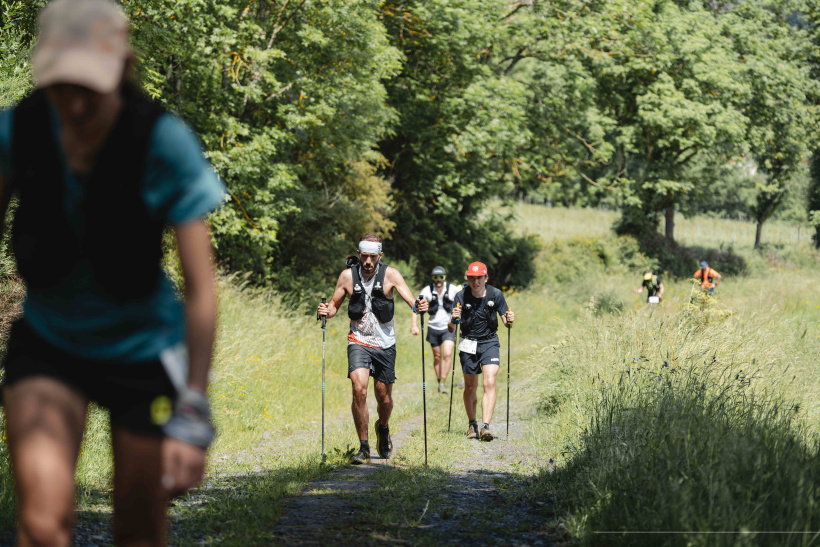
[432,275,446,281]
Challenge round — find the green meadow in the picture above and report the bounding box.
[1,204,819,544]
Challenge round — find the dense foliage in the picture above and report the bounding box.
[0,0,818,295]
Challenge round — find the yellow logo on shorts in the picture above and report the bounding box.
[150,396,173,425]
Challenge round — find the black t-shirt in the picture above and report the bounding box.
[642,276,661,297]
[453,285,509,341]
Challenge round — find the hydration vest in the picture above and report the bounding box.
[426,282,454,315]
[348,262,394,324]
[697,268,714,288]
[460,286,500,337]
[644,275,661,296]
[10,86,166,302]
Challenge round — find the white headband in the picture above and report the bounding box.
[358,240,382,254]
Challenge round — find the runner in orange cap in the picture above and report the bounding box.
[448,262,514,441]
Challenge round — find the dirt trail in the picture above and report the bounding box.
[270,412,425,544]
[269,384,557,546]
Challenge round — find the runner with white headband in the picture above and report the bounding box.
[317,233,427,464]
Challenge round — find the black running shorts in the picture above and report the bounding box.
[426,327,455,348]
[1,319,179,436]
[347,343,397,384]
[460,339,501,375]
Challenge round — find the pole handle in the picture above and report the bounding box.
[319,297,327,328]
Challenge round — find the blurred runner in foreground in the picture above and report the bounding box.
[0,1,225,544]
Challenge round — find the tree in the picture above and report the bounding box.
[727,1,818,248]
[808,152,820,247]
[502,0,818,251]
[378,0,540,285]
[127,0,402,296]
[505,0,755,244]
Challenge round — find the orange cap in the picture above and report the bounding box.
[465,262,488,276]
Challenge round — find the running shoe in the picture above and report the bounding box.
[374,419,393,459]
[438,382,447,394]
[350,446,371,465]
[467,421,479,439]
[480,423,494,442]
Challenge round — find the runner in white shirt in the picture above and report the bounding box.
[317,234,426,465]
[412,266,462,394]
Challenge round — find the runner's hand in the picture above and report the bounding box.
[317,302,329,317]
[505,309,515,325]
[416,297,429,314]
[451,304,461,321]
[411,326,420,336]
[161,437,206,498]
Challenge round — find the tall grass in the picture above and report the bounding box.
[554,358,820,546]
[524,286,820,544]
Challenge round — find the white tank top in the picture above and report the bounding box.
[348,264,396,349]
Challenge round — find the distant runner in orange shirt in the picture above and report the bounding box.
[693,261,721,295]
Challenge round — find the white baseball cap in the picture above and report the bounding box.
[33,0,130,93]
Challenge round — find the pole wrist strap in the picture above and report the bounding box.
[163,389,216,449]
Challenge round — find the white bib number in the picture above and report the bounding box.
[648,296,660,304]
[459,338,477,355]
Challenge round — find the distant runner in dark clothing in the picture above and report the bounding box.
[634,269,665,302]
[448,262,514,442]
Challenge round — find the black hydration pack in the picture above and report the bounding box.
[10,86,166,302]
[348,262,394,324]
[426,282,454,315]
[459,285,500,337]
[643,275,661,297]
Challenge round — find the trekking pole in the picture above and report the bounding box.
[447,303,461,433]
[418,296,428,467]
[506,308,512,441]
[318,297,327,463]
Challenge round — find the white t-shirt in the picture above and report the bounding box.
[420,282,462,331]
[348,264,396,349]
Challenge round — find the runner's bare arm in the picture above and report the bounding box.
[410,286,424,334]
[319,269,351,319]
[162,220,216,496]
[175,220,218,394]
[387,267,428,312]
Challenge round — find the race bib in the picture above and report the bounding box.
[459,338,477,355]
[648,296,660,304]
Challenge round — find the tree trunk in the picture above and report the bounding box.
[665,207,674,242]
[755,219,764,249]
